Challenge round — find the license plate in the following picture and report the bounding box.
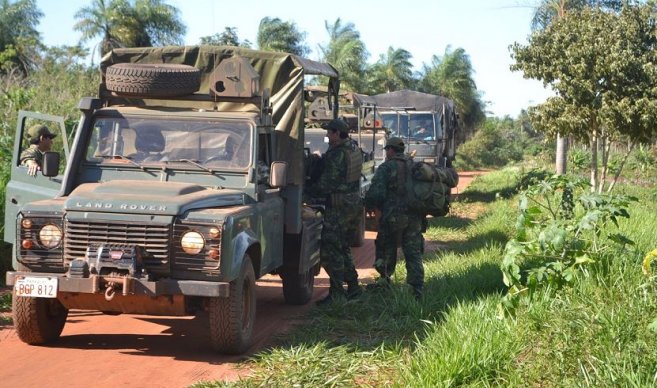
[14,277,58,298]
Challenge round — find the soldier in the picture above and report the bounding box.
[20,124,57,176]
[364,137,425,299]
[306,118,364,305]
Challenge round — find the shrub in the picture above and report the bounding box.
[500,174,638,314]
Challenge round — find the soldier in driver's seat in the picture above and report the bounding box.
[131,128,167,162]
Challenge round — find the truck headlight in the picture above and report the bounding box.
[39,224,62,249]
[181,231,204,254]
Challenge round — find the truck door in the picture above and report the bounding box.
[3,111,70,245]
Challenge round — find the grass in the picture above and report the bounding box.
[191,168,657,386]
[0,292,10,311]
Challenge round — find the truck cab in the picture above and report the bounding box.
[4,46,340,354]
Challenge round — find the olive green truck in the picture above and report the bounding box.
[4,46,343,354]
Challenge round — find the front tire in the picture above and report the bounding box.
[281,266,315,305]
[208,255,256,354]
[13,292,68,345]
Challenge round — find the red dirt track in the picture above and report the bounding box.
[0,171,484,387]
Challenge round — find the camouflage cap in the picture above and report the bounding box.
[321,118,349,134]
[26,124,57,139]
[384,137,404,151]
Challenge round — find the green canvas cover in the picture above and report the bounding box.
[100,45,340,185]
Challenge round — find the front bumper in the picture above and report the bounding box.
[6,271,229,298]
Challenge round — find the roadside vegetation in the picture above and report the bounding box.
[193,165,657,387]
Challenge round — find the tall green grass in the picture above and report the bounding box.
[196,170,657,387]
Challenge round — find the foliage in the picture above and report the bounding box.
[0,0,43,74]
[500,174,637,314]
[366,46,415,94]
[531,0,626,31]
[319,18,369,93]
[627,144,656,174]
[512,4,657,192]
[0,292,10,310]
[199,27,251,48]
[418,46,486,137]
[256,17,308,56]
[74,0,185,57]
[568,147,591,172]
[453,117,527,170]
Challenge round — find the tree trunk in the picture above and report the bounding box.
[590,132,598,192]
[598,135,610,193]
[556,133,568,175]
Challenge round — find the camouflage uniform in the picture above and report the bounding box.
[364,148,425,296]
[20,144,44,166]
[307,137,363,299]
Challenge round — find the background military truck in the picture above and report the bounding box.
[353,89,460,167]
[4,45,342,354]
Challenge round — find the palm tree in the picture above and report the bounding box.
[367,46,414,94]
[319,18,368,93]
[0,0,43,74]
[74,0,185,58]
[256,17,308,56]
[130,0,185,47]
[200,27,251,47]
[419,47,485,137]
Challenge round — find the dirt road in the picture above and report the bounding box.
[0,171,485,388]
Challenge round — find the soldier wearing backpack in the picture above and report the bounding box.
[306,118,364,305]
[364,137,425,300]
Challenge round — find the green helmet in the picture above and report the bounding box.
[384,137,404,152]
[321,118,349,134]
[26,124,56,140]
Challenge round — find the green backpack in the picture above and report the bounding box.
[404,161,459,217]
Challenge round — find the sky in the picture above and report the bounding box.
[35,0,553,118]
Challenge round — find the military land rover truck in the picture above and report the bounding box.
[4,46,344,354]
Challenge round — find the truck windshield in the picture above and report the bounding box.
[408,113,436,141]
[85,117,252,170]
[381,112,439,141]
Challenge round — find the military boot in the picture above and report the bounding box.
[346,281,363,300]
[365,276,391,291]
[316,288,346,306]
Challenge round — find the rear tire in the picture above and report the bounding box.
[13,292,68,345]
[105,63,201,97]
[281,267,315,305]
[208,255,256,354]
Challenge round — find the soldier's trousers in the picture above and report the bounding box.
[320,205,361,295]
[374,215,425,292]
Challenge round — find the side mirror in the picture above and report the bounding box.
[42,151,60,177]
[269,161,287,188]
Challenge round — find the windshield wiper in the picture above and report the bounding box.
[167,159,225,178]
[98,155,145,169]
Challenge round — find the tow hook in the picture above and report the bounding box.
[104,282,116,301]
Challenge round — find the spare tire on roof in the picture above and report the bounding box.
[105,63,201,97]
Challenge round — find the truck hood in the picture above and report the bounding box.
[64,181,248,216]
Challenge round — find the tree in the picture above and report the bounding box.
[129,0,185,47]
[200,27,251,48]
[419,47,486,140]
[366,46,414,94]
[529,0,626,174]
[0,0,43,74]
[256,17,308,56]
[511,4,657,192]
[319,18,368,93]
[74,0,185,58]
